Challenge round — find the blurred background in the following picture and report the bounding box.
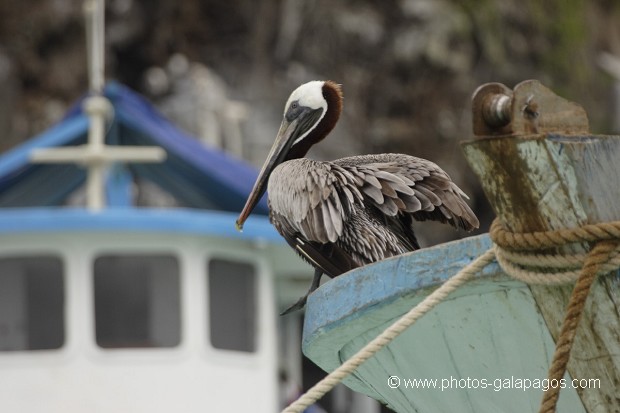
[1,0,619,244]
[0,2,620,412]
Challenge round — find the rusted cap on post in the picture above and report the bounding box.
[471,80,590,137]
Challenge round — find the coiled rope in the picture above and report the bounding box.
[281,219,620,413]
[490,219,620,413]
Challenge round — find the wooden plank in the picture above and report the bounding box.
[462,81,620,412]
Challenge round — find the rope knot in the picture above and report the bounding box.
[489,218,620,285]
[490,218,620,413]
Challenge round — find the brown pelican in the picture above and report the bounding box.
[236,80,479,315]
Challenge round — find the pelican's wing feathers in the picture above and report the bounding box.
[334,154,480,231]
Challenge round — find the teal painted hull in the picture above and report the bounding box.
[303,235,588,412]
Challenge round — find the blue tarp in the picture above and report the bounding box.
[0,82,268,214]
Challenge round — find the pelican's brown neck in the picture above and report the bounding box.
[286,81,343,160]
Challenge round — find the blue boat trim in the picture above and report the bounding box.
[302,234,500,351]
[0,115,89,180]
[0,207,283,242]
[0,82,269,214]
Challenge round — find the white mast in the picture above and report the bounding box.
[30,0,166,211]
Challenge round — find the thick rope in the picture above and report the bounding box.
[538,240,618,413]
[489,219,620,413]
[493,244,620,285]
[281,249,496,413]
[490,219,620,284]
[490,219,620,250]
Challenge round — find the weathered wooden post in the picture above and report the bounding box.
[462,80,620,411]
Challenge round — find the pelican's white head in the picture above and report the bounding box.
[284,80,328,115]
[237,80,342,231]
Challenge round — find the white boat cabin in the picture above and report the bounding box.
[0,84,315,413]
[0,211,299,412]
[0,83,383,413]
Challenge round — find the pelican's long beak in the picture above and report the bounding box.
[236,118,300,231]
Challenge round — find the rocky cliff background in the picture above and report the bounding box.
[1,0,619,243]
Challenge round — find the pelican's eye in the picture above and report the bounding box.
[286,100,304,121]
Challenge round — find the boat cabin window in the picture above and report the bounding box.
[93,255,180,349]
[0,256,64,351]
[207,258,257,352]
